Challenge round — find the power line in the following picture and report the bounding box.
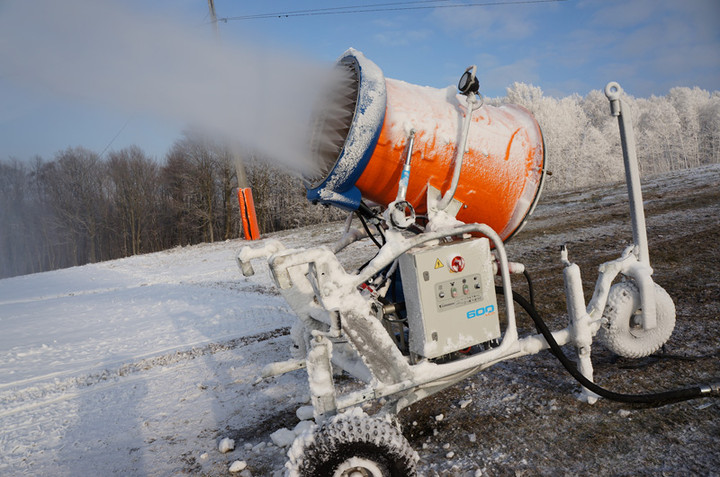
[99,117,131,158]
[217,0,568,22]
[220,0,455,21]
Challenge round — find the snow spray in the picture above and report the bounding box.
[306,49,545,241]
[0,0,327,175]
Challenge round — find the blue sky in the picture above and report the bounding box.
[1,0,719,163]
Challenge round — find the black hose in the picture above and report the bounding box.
[356,211,383,249]
[375,222,386,246]
[498,286,716,404]
[357,201,377,220]
[522,269,536,309]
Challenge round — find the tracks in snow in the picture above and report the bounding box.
[0,327,290,419]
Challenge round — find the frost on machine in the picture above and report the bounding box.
[236,50,714,476]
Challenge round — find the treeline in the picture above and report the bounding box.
[497,84,720,190]
[2,84,719,279]
[0,130,342,279]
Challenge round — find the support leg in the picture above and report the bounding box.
[562,247,600,404]
[306,334,337,423]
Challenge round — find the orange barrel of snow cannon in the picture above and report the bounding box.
[305,49,545,241]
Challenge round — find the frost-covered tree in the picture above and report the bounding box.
[698,94,720,165]
[504,83,619,190]
[667,87,710,168]
[635,96,685,173]
[501,82,719,191]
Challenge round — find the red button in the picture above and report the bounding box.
[450,256,465,273]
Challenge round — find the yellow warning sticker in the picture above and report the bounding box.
[434,258,444,269]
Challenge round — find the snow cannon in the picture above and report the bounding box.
[305,49,545,241]
[238,76,720,476]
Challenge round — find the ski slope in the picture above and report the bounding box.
[0,225,362,476]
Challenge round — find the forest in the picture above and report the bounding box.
[1,83,719,279]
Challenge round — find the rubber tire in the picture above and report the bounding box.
[288,413,418,477]
[599,281,675,358]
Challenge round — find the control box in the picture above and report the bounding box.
[398,238,500,359]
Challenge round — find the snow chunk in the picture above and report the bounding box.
[229,460,247,473]
[296,405,314,420]
[218,437,235,453]
[294,420,314,436]
[270,428,296,448]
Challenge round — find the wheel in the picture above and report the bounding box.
[287,411,418,477]
[599,280,675,358]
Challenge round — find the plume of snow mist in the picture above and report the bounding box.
[0,0,332,176]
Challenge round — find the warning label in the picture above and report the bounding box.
[434,258,444,269]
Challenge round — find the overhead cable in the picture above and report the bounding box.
[216,0,569,22]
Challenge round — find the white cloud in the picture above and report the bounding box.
[431,3,537,42]
[373,28,433,47]
[548,0,720,95]
[586,0,660,29]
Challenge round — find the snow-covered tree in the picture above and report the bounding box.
[699,94,720,165]
[668,87,711,168]
[635,96,685,173]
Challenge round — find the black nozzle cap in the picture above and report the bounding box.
[458,69,480,96]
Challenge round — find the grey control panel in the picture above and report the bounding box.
[399,238,501,359]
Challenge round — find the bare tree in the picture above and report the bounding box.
[43,147,107,265]
[162,130,236,245]
[216,147,239,240]
[106,146,161,256]
[0,159,34,277]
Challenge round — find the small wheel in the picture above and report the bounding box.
[287,411,418,477]
[599,280,675,358]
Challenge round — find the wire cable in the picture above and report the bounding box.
[99,117,131,158]
[218,0,569,22]
[356,211,383,249]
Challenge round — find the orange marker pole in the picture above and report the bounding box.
[237,188,249,240]
[241,188,260,240]
[237,187,260,241]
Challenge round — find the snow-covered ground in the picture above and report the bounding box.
[0,225,356,476]
[1,165,719,476]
